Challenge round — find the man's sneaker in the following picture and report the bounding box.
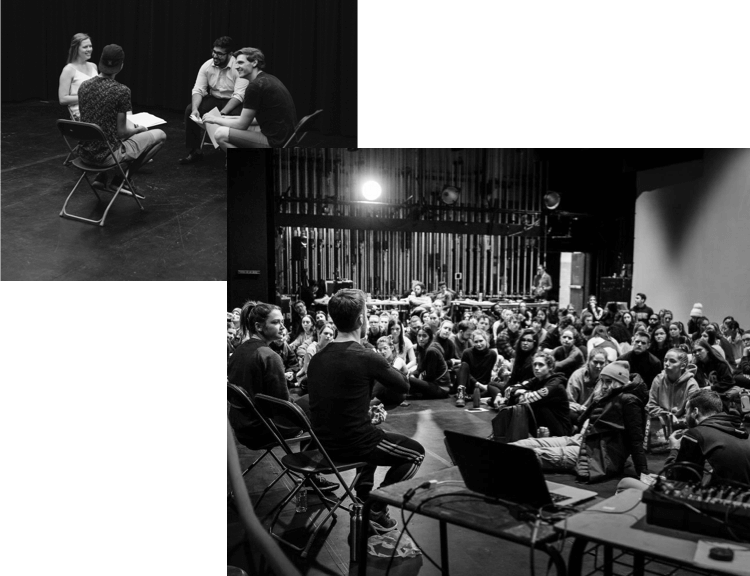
[370,506,398,533]
[455,385,466,407]
[178,150,204,165]
[307,474,339,493]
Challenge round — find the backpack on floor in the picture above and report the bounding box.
[491,403,537,443]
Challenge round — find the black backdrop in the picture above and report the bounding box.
[1,0,356,138]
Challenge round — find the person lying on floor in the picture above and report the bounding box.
[511,360,650,482]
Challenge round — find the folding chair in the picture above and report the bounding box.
[282,109,323,148]
[57,119,145,227]
[254,393,365,558]
[63,108,80,166]
[226,383,309,510]
[228,419,303,576]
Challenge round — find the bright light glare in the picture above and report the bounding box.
[362,180,382,201]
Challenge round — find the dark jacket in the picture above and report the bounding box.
[694,357,735,392]
[417,341,451,385]
[507,372,572,437]
[666,413,750,486]
[576,377,650,479]
[553,345,584,379]
[617,350,662,388]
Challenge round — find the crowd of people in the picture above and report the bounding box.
[227,286,750,536]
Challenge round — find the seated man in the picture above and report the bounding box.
[205,47,297,149]
[307,289,424,532]
[620,388,750,490]
[78,45,166,189]
[513,361,649,482]
[618,330,662,388]
[179,36,247,164]
[407,281,433,314]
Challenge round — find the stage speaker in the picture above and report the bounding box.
[291,236,308,261]
[600,277,632,305]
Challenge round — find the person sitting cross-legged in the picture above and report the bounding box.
[455,330,501,407]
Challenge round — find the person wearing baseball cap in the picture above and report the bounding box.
[77,44,167,191]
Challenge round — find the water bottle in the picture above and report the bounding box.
[472,387,481,408]
[295,488,308,513]
[349,503,363,562]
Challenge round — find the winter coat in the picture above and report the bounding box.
[575,376,650,481]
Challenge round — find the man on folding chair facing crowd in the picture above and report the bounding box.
[306,289,425,534]
[78,44,166,191]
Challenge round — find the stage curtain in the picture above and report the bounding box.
[0,0,356,138]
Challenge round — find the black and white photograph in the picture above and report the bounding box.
[228,148,750,576]
[1,0,356,280]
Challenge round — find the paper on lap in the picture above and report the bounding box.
[126,111,166,128]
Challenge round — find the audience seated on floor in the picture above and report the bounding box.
[503,351,573,437]
[505,328,539,390]
[567,347,610,417]
[408,324,451,399]
[619,388,750,491]
[511,360,649,483]
[372,336,408,406]
[296,322,336,389]
[646,348,700,449]
[454,330,501,407]
[617,330,662,388]
[552,326,585,379]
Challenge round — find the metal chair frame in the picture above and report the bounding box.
[254,393,365,558]
[57,119,145,226]
[227,383,309,510]
[282,109,323,148]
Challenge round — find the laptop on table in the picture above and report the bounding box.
[444,430,597,510]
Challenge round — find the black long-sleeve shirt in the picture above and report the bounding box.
[307,341,409,460]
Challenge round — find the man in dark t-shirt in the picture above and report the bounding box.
[204,47,297,150]
[307,289,424,534]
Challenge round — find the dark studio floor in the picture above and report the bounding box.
[228,396,692,576]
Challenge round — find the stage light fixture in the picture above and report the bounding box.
[362,180,382,201]
[440,186,460,205]
[543,191,561,210]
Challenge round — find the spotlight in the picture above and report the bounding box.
[362,180,382,201]
[543,191,561,210]
[440,186,460,205]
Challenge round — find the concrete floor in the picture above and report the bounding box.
[228,395,687,576]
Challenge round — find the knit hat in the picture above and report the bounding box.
[690,303,703,318]
[600,360,630,386]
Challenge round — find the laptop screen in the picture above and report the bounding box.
[444,430,554,509]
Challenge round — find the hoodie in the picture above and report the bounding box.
[647,368,700,418]
[666,413,750,486]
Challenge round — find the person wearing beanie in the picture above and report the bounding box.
[599,359,628,384]
[511,358,650,482]
[77,44,167,191]
[687,303,704,335]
